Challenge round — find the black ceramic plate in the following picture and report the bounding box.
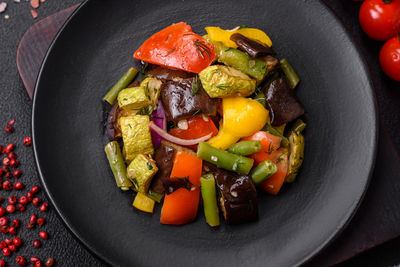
[32,0,377,266]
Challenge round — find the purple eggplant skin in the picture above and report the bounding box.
[161,77,219,122]
[265,77,305,126]
[106,104,122,140]
[230,33,275,59]
[146,65,195,81]
[204,162,258,224]
[150,141,176,194]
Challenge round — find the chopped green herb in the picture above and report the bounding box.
[194,39,212,60]
[239,25,248,29]
[147,162,153,170]
[164,47,176,57]
[216,84,229,90]
[191,109,202,118]
[192,76,201,96]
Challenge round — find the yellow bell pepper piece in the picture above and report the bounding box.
[205,26,272,49]
[133,192,155,213]
[208,97,269,150]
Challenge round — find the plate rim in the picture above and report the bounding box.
[31,0,378,266]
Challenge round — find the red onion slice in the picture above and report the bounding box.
[149,121,212,146]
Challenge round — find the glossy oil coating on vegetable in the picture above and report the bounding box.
[206,163,258,224]
[200,174,220,227]
[104,141,133,190]
[264,78,305,126]
[134,22,215,74]
[103,67,139,105]
[127,154,158,193]
[160,77,218,122]
[103,22,307,226]
[197,142,254,175]
[120,115,154,162]
[199,65,256,98]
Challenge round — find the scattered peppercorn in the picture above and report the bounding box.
[32,239,41,248]
[29,214,37,225]
[18,196,28,204]
[3,158,10,166]
[12,170,22,178]
[0,259,5,267]
[0,241,5,249]
[16,204,25,212]
[39,231,48,239]
[5,124,14,133]
[0,207,5,216]
[14,181,24,190]
[32,197,41,206]
[23,136,32,146]
[16,255,27,266]
[26,191,33,202]
[8,226,16,235]
[26,223,34,229]
[0,216,8,226]
[0,225,9,234]
[36,217,45,226]
[10,159,19,167]
[4,144,15,153]
[30,257,39,264]
[34,261,42,267]
[4,172,11,179]
[2,247,11,256]
[8,152,16,159]
[8,244,17,252]
[8,119,15,125]
[2,181,11,191]
[11,219,20,228]
[39,203,49,212]
[8,195,16,205]
[4,239,11,245]
[6,205,15,213]
[13,237,22,247]
[31,185,40,194]
[45,257,54,267]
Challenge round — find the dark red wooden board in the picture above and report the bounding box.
[16,3,400,266]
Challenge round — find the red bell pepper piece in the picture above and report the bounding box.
[160,151,203,225]
[134,22,215,74]
[168,116,219,149]
[259,148,288,195]
[241,131,282,165]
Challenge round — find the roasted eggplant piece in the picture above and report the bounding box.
[150,141,176,194]
[150,141,196,194]
[146,66,195,81]
[161,77,218,122]
[230,33,275,58]
[264,78,305,126]
[205,163,258,224]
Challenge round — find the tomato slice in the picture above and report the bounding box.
[168,116,219,149]
[134,22,215,73]
[259,148,288,195]
[241,131,282,164]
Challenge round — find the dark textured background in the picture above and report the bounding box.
[0,0,399,266]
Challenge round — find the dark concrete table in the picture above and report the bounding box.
[0,0,399,266]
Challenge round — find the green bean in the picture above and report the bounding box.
[104,141,132,190]
[262,123,289,147]
[291,119,307,133]
[227,141,261,156]
[147,189,164,203]
[200,174,220,227]
[250,159,278,185]
[210,39,267,81]
[254,91,267,107]
[197,142,254,175]
[280,58,300,88]
[103,67,139,105]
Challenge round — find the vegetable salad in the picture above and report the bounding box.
[103,22,306,226]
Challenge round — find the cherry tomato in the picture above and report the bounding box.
[359,0,400,41]
[380,37,400,81]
